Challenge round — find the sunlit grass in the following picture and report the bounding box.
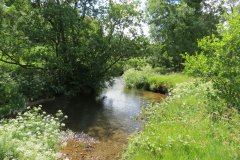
[147,73,192,90]
[123,67,192,92]
[123,81,240,160]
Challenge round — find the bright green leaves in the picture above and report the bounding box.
[184,10,240,110]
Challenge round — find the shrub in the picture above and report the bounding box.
[0,72,26,115]
[123,58,149,71]
[0,106,64,160]
[184,10,240,110]
[123,81,240,159]
[15,68,55,101]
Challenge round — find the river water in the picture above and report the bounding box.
[42,77,164,159]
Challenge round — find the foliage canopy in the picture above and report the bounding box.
[147,0,222,70]
[0,0,146,103]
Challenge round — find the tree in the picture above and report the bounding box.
[0,0,146,98]
[147,0,222,71]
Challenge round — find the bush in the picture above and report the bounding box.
[0,72,26,115]
[0,106,64,160]
[15,68,56,101]
[123,58,149,71]
[123,81,240,159]
[184,11,240,110]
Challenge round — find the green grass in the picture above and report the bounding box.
[147,73,192,90]
[123,67,192,93]
[123,81,240,160]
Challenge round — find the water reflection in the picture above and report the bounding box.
[42,77,164,139]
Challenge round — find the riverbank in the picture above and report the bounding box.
[123,67,192,94]
[123,81,240,159]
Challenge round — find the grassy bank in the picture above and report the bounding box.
[123,81,240,159]
[123,67,192,93]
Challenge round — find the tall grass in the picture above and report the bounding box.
[123,81,240,159]
[123,67,192,93]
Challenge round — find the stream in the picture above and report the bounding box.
[42,77,164,159]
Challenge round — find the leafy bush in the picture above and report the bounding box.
[123,58,149,71]
[0,72,26,115]
[15,68,56,101]
[184,11,240,110]
[0,106,64,160]
[152,66,172,75]
[123,81,240,159]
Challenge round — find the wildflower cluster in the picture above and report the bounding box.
[0,106,65,160]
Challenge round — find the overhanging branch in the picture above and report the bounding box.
[0,56,45,70]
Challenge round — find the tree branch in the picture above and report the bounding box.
[0,54,45,70]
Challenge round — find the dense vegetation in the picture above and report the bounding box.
[0,107,64,159]
[0,0,146,114]
[146,0,222,71]
[184,9,240,110]
[124,66,191,93]
[123,81,240,159]
[123,2,240,160]
[0,0,239,159]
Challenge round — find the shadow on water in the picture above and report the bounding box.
[42,77,165,140]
